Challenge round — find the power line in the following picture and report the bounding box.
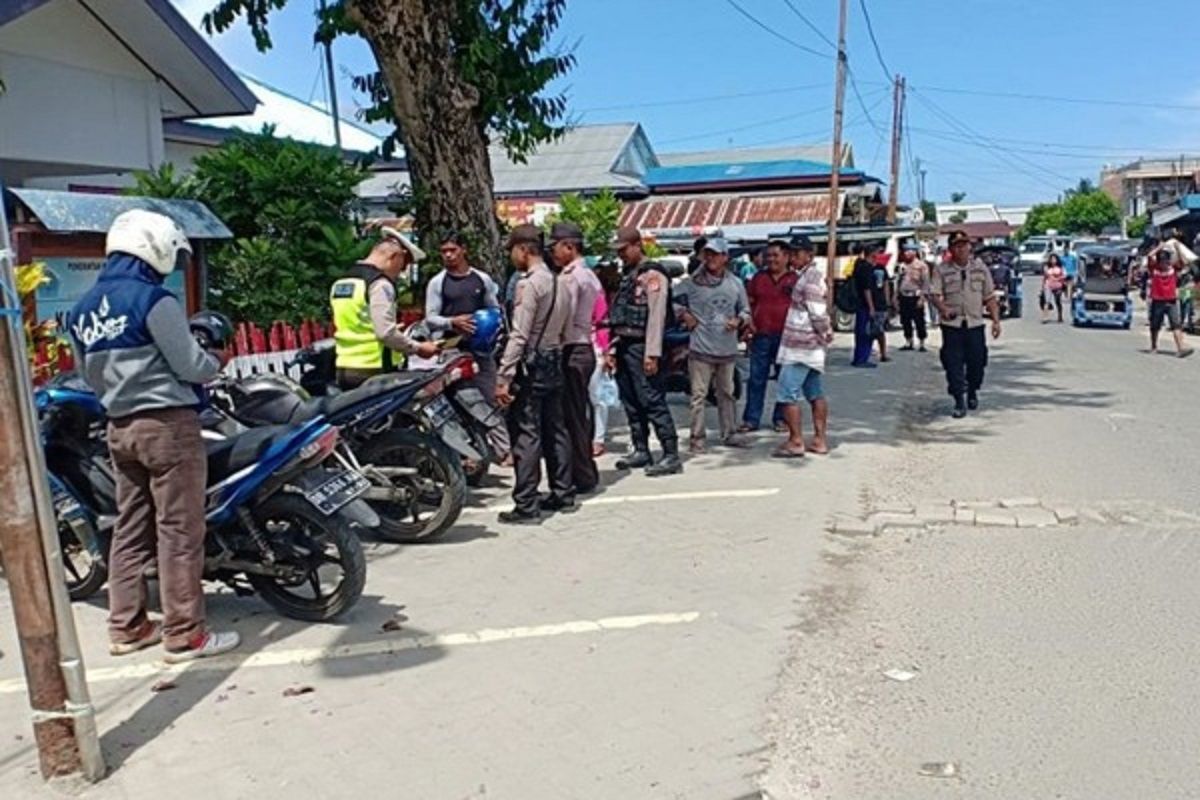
[848,67,886,140]
[857,0,892,82]
[723,0,830,58]
[657,104,832,146]
[578,82,829,113]
[779,0,836,50]
[907,126,1199,158]
[916,84,1200,112]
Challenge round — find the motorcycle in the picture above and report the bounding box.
[38,374,372,621]
[207,350,474,543]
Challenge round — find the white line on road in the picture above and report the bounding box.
[0,612,702,694]
[462,487,781,514]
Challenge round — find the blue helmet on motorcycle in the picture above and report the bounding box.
[467,307,502,353]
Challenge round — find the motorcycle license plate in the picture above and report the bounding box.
[303,470,370,516]
[424,395,456,428]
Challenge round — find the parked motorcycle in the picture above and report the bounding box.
[207,351,474,543]
[38,374,371,621]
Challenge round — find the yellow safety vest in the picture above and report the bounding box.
[330,264,393,371]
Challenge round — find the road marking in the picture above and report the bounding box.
[463,487,780,514]
[0,612,702,693]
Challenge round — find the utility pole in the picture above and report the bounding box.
[0,187,104,783]
[887,74,906,225]
[825,0,849,298]
[318,0,342,151]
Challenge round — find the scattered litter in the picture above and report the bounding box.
[918,762,959,779]
[380,617,405,633]
[150,680,176,693]
[282,685,315,697]
[882,668,918,682]
[215,694,229,704]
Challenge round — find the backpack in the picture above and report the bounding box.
[834,277,859,314]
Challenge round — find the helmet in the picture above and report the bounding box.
[106,209,192,276]
[467,307,502,353]
[224,374,312,426]
[189,310,234,350]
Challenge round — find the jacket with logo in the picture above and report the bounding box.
[69,254,220,419]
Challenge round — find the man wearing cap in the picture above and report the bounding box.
[330,229,440,389]
[608,226,682,476]
[896,240,930,352]
[549,221,601,494]
[495,225,576,523]
[674,237,751,452]
[739,239,797,433]
[774,234,833,457]
[931,230,1002,418]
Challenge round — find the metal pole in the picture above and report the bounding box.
[887,75,905,225]
[318,0,343,151]
[0,181,104,782]
[825,0,849,297]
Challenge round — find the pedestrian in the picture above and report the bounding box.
[687,236,708,276]
[773,235,832,458]
[68,210,240,662]
[930,230,1002,418]
[425,230,510,461]
[494,225,575,523]
[1040,253,1067,323]
[1144,243,1195,357]
[896,240,930,351]
[850,247,876,367]
[549,221,602,495]
[607,226,683,476]
[852,244,891,365]
[674,237,751,453]
[330,228,439,389]
[588,268,614,457]
[739,239,797,433]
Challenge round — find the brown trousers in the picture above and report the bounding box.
[562,344,599,492]
[106,408,207,650]
[688,358,737,442]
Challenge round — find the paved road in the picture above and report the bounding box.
[2,282,1197,798]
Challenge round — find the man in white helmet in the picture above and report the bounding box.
[69,209,240,662]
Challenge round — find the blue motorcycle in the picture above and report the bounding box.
[38,374,372,621]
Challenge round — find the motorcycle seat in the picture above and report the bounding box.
[206,426,294,482]
[290,372,432,424]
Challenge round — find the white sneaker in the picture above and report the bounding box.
[163,630,241,664]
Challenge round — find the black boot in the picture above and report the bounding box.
[951,396,967,419]
[645,443,683,477]
[616,450,653,470]
[967,391,979,411]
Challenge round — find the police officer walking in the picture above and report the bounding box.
[330,228,439,389]
[549,221,602,494]
[931,230,1002,418]
[608,226,683,476]
[495,225,576,523]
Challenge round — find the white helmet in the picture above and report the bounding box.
[105,209,192,276]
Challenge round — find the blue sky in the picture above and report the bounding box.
[173,0,1200,207]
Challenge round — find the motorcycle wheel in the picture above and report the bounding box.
[359,429,467,543]
[247,495,366,622]
[60,518,107,601]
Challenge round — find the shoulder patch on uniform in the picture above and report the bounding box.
[645,273,662,292]
[332,282,356,299]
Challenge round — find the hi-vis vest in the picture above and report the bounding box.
[331,263,393,371]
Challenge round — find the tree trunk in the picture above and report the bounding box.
[347,0,503,274]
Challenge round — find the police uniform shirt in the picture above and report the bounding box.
[498,262,575,383]
[612,261,670,359]
[931,258,995,328]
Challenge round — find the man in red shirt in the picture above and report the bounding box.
[740,240,799,432]
[1146,245,1194,357]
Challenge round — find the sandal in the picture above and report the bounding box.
[736,424,757,433]
[771,446,806,459]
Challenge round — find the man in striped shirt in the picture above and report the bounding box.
[773,236,833,458]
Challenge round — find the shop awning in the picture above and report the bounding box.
[8,188,232,239]
[619,190,844,241]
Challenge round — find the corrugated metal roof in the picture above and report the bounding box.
[645,159,861,188]
[1181,194,1200,211]
[9,188,232,239]
[658,143,853,168]
[489,124,650,195]
[620,190,838,236]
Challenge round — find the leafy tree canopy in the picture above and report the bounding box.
[548,190,621,256]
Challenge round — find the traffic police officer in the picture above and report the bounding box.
[330,228,439,389]
[931,230,1002,418]
[607,225,683,476]
[495,224,576,523]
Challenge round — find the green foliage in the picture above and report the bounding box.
[1019,189,1120,239]
[1126,214,1149,238]
[126,163,195,199]
[643,239,667,259]
[549,190,621,255]
[1019,203,1067,240]
[950,191,967,203]
[948,211,967,224]
[131,127,365,324]
[918,199,936,224]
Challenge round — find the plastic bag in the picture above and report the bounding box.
[592,371,620,408]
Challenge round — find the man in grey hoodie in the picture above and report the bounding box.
[69,210,239,663]
[673,238,751,452]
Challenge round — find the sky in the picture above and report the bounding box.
[172,0,1200,207]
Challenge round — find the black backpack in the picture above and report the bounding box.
[835,276,859,314]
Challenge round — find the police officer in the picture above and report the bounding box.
[330,228,439,389]
[495,225,576,523]
[931,230,1002,418]
[549,221,602,494]
[607,226,683,476]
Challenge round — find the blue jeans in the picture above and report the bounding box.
[852,308,873,365]
[742,334,784,429]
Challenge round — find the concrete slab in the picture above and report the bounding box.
[1053,507,1079,524]
[867,512,923,530]
[955,500,997,510]
[974,510,1019,528]
[1015,508,1059,528]
[954,508,976,526]
[999,497,1042,509]
[915,504,957,524]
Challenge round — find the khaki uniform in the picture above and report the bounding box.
[931,258,996,403]
[498,261,575,513]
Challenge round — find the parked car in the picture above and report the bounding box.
[1017,235,1070,275]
